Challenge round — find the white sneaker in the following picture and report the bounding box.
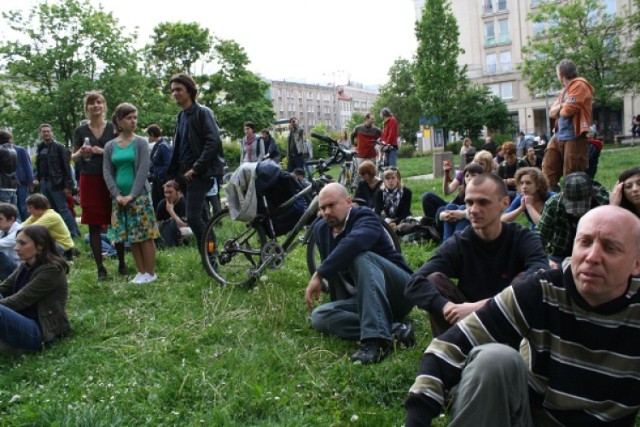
[130,272,145,284]
[143,273,157,283]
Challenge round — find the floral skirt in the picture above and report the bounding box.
[108,193,159,244]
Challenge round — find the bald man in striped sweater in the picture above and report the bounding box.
[405,205,640,426]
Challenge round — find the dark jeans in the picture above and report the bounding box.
[0,303,42,351]
[287,153,305,173]
[41,179,79,237]
[177,174,216,252]
[16,186,30,221]
[310,252,414,341]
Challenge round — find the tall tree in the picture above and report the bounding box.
[203,39,274,140]
[373,59,421,143]
[521,0,640,132]
[0,0,144,146]
[144,22,213,81]
[414,0,468,142]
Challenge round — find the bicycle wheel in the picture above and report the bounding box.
[305,217,401,276]
[202,208,267,287]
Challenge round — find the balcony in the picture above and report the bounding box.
[485,35,496,47]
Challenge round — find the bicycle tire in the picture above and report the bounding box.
[338,169,346,187]
[201,208,268,287]
[305,217,402,277]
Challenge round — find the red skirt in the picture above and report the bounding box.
[79,174,112,225]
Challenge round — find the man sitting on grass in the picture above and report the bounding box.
[0,203,21,280]
[304,183,414,364]
[405,205,640,426]
[23,193,76,259]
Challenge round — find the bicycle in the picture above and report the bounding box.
[374,139,395,179]
[201,133,401,287]
[335,142,360,192]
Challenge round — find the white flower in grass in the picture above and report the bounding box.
[9,395,20,403]
[350,414,359,422]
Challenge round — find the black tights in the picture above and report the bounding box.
[88,225,125,270]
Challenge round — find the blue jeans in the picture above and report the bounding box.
[40,179,79,237]
[0,189,17,205]
[0,252,18,281]
[0,303,42,351]
[16,186,30,221]
[441,204,469,241]
[388,148,398,168]
[310,252,414,341]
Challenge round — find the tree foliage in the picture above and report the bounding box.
[521,0,640,114]
[345,112,366,135]
[447,86,511,139]
[0,0,275,147]
[0,0,142,146]
[373,59,421,142]
[144,22,213,81]
[414,0,468,137]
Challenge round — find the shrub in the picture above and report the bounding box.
[398,144,415,158]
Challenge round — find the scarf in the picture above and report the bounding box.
[245,134,256,162]
[382,187,403,219]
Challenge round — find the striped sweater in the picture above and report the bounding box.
[406,268,640,426]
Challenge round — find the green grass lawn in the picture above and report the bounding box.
[0,146,637,426]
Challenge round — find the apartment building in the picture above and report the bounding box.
[268,79,378,132]
[414,0,639,138]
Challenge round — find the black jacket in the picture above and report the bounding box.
[35,140,73,190]
[0,143,18,189]
[168,102,225,179]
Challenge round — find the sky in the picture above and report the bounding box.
[0,0,419,87]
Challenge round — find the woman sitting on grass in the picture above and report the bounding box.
[354,160,382,208]
[0,225,71,354]
[374,167,412,226]
[610,166,640,218]
[437,162,484,241]
[501,167,554,229]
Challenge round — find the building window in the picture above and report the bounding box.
[485,21,495,46]
[486,53,497,74]
[500,51,511,72]
[482,0,493,15]
[498,19,510,44]
[501,82,513,99]
[487,82,513,99]
[497,0,507,12]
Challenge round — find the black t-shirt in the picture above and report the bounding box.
[73,123,117,176]
[156,197,187,223]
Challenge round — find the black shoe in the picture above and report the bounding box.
[350,339,391,364]
[392,322,416,348]
[118,265,130,276]
[97,266,108,281]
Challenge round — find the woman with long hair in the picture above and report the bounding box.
[338,130,351,149]
[610,167,640,218]
[103,103,159,284]
[0,225,71,353]
[72,91,127,280]
[374,167,412,225]
[501,167,554,229]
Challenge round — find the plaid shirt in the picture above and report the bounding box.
[535,180,609,257]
